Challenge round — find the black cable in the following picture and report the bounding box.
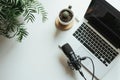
[67,54,95,80]
[78,70,87,80]
[83,57,95,80]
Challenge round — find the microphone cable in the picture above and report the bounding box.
[78,70,87,80]
[72,55,95,80]
[80,56,95,80]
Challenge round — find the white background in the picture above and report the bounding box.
[0,0,120,80]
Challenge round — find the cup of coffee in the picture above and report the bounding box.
[58,5,74,25]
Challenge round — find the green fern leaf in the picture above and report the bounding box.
[0,0,47,42]
[17,27,28,42]
[23,8,36,23]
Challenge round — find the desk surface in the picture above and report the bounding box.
[0,0,120,80]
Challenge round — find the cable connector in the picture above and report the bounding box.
[80,57,87,60]
[79,70,87,80]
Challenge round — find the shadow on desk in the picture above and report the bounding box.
[54,26,67,38]
[0,36,17,59]
[59,53,77,80]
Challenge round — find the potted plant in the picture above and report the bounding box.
[0,0,47,42]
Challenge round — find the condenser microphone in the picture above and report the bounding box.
[59,43,95,80]
[61,43,75,60]
[59,43,81,70]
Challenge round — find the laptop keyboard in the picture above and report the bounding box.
[73,23,119,66]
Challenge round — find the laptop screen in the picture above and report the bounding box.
[85,0,120,48]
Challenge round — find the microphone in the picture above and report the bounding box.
[61,43,75,60]
[59,43,81,70]
[59,43,95,80]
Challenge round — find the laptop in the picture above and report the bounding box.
[59,0,120,79]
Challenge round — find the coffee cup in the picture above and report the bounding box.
[58,6,74,25]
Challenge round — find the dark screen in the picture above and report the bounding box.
[85,0,120,48]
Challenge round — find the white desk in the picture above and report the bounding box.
[0,0,120,80]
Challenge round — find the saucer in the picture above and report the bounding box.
[55,17,74,31]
